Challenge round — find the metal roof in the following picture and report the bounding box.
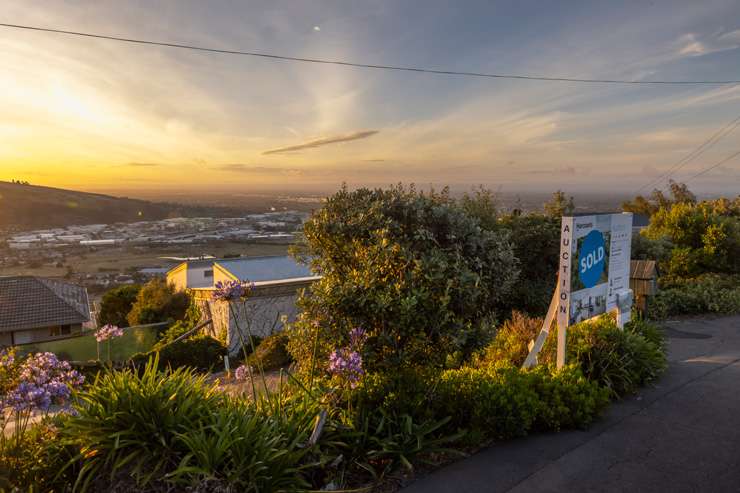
[0,276,91,332]
[215,256,312,282]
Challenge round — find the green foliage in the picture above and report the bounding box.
[431,364,608,442]
[553,316,667,398]
[64,357,222,490]
[158,298,203,344]
[289,184,518,374]
[98,284,141,328]
[543,190,575,218]
[474,311,542,367]
[650,274,740,318]
[622,180,697,217]
[247,332,292,371]
[157,336,228,372]
[126,278,190,327]
[0,419,77,492]
[167,399,311,492]
[645,198,740,278]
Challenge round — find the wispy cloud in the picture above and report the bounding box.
[676,30,740,57]
[262,130,379,155]
[124,162,161,167]
[215,164,304,176]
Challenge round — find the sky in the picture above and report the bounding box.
[1,0,739,196]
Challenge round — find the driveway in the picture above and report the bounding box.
[403,315,740,493]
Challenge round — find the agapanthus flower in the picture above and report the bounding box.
[95,324,124,342]
[328,348,364,388]
[2,352,83,412]
[234,364,251,381]
[212,280,255,302]
[348,327,368,350]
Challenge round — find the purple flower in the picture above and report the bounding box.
[234,364,251,381]
[95,324,124,342]
[348,327,367,350]
[2,352,84,412]
[328,348,364,388]
[212,280,254,302]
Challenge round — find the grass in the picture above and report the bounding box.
[15,325,159,362]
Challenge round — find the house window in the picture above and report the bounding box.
[204,269,214,278]
[49,325,72,337]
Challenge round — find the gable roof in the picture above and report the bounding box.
[0,276,90,333]
[215,256,313,283]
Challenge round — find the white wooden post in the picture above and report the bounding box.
[522,284,559,369]
[556,216,574,369]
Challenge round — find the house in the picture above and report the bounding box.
[0,276,92,346]
[166,258,218,290]
[166,256,321,356]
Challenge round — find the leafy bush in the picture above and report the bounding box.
[127,278,190,327]
[167,399,312,492]
[650,274,740,318]
[474,311,542,367]
[64,357,222,490]
[132,336,227,372]
[98,284,141,328]
[289,185,518,375]
[549,316,667,398]
[431,364,608,442]
[433,365,540,441]
[247,332,292,371]
[0,419,77,492]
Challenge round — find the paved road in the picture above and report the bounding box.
[403,315,740,493]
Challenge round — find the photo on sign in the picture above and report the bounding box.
[569,229,611,324]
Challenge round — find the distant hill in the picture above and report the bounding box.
[0,181,247,230]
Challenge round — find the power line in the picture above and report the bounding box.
[635,111,740,193]
[2,22,740,85]
[683,149,740,182]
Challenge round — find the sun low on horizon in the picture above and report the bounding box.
[1,0,740,196]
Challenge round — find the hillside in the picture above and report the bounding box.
[0,181,246,230]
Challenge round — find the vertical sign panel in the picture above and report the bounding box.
[557,216,574,368]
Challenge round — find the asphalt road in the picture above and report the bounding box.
[403,315,740,493]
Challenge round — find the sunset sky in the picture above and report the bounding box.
[1,0,739,195]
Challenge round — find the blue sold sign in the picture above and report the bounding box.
[578,230,606,288]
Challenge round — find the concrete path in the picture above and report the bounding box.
[403,315,740,493]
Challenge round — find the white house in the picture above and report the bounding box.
[167,256,320,356]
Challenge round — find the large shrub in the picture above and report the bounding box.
[98,284,141,328]
[64,358,222,490]
[431,364,608,442]
[650,274,740,318]
[544,316,667,398]
[644,198,740,278]
[289,185,517,373]
[127,278,190,327]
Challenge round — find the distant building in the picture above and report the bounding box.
[166,256,320,356]
[0,276,91,346]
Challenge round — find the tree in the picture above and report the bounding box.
[127,278,190,327]
[98,284,141,327]
[544,190,575,217]
[622,180,696,216]
[287,185,518,374]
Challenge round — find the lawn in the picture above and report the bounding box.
[15,325,160,362]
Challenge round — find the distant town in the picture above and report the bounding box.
[0,211,308,296]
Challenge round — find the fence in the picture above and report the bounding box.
[14,322,168,362]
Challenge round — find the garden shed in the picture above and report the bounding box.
[630,260,658,314]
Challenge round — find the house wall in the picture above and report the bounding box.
[187,265,215,288]
[192,279,314,357]
[9,324,83,345]
[167,265,188,291]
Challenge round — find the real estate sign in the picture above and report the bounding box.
[556,213,633,366]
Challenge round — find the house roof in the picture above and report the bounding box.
[0,276,91,333]
[215,255,313,282]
